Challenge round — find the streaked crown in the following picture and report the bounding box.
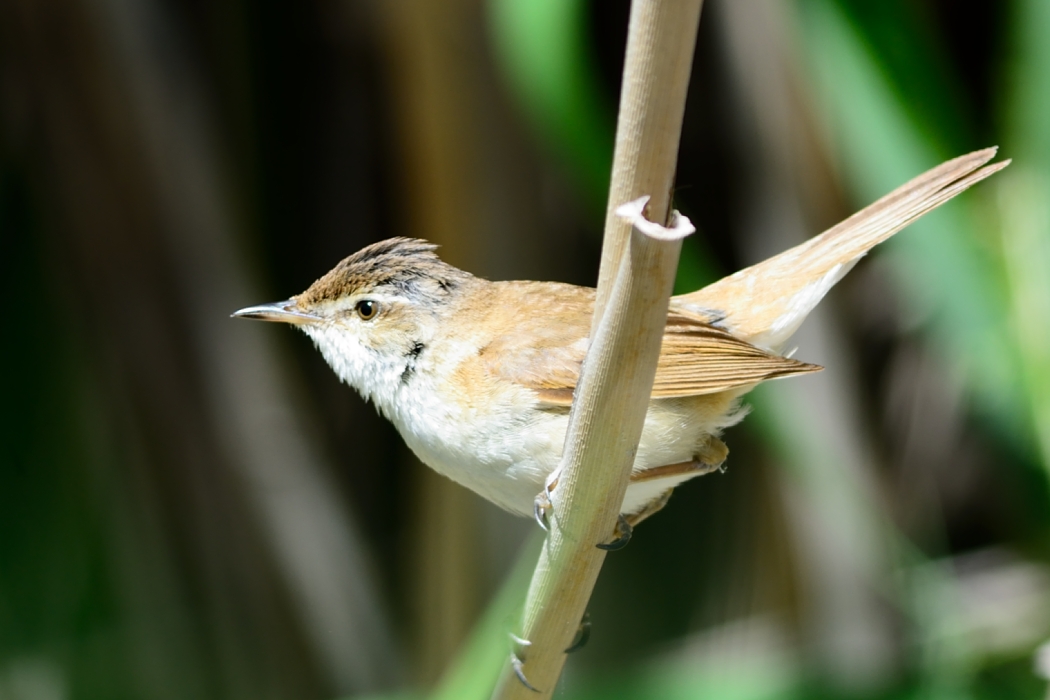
[296,237,473,307]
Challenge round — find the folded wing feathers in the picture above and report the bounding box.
[651,323,820,398]
[522,149,1008,408]
[530,320,820,408]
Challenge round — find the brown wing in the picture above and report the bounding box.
[478,281,819,408]
[652,313,820,400]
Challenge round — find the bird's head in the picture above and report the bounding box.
[233,237,475,404]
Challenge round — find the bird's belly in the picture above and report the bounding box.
[391,386,744,518]
[394,399,567,516]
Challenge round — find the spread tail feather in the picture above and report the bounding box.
[672,147,1010,351]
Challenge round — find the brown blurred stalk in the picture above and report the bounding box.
[377,0,559,684]
[1,0,400,696]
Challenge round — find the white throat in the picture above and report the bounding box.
[299,323,411,418]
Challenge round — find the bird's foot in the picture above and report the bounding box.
[596,514,633,551]
[564,612,591,653]
[510,652,540,692]
[533,471,560,531]
[507,632,539,692]
[696,435,728,473]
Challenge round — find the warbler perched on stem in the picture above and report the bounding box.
[235,148,1006,531]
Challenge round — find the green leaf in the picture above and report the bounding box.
[795,0,1031,456]
[428,534,541,700]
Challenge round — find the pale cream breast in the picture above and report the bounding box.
[394,360,747,517]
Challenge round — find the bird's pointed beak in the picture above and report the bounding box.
[231,300,319,325]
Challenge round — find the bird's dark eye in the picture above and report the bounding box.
[355,299,377,320]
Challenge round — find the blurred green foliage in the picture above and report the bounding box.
[0,165,132,699]
[799,0,1027,456]
[428,0,1050,698]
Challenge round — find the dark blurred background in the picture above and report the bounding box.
[2,1,1049,699]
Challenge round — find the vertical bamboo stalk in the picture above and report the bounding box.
[491,1,704,697]
[594,0,705,319]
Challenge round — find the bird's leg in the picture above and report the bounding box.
[533,471,560,531]
[628,436,728,485]
[546,437,727,543]
[622,489,673,529]
[564,611,592,653]
[598,437,729,544]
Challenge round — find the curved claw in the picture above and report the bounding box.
[596,515,633,551]
[511,653,541,693]
[533,474,558,532]
[564,612,591,653]
[508,631,531,648]
[533,497,549,532]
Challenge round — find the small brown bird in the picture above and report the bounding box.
[234,148,1007,529]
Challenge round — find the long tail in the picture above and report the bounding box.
[672,147,1010,351]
